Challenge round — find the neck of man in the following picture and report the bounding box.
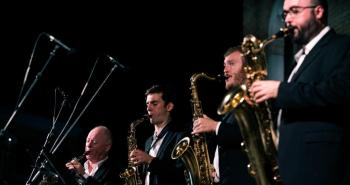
[154,117,170,135]
[89,154,107,165]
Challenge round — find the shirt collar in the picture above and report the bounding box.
[294,26,330,62]
[84,156,108,176]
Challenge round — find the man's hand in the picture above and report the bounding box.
[192,115,218,134]
[249,80,281,103]
[65,159,84,175]
[130,149,154,165]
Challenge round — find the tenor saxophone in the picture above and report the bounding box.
[217,26,294,185]
[172,73,217,185]
[120,114,149,185]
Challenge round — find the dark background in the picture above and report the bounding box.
[0,2,243,185]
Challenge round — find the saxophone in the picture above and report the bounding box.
[217,26,294,185]
[120,114,149,185]
[171,73,216,185]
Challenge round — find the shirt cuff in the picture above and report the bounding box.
[83,173,89,179]
[215,121,221,135]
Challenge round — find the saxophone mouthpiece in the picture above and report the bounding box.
[272,26,295,39]
[73,151,89,161]
[216,74,227,83]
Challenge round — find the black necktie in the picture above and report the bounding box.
[150,123,170,149]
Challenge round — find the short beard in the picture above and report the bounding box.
[225,72,246,90]
[293,17,323,45]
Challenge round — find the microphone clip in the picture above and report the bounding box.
[106,55,126,70]
[45,33,72,52]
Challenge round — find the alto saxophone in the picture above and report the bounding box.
[172,73,217,185]
[120,114,149,185]
[217,26,294,185]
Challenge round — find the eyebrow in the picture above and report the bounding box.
[147,100,159,104]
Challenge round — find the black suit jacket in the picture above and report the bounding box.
[215,112,255,185]
[143,122,188,185]
[276,28,350,185]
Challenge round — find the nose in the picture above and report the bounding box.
[147,102,153,110]
[284,14,293,25]
[86,141,93,148]
[223,65,230,74]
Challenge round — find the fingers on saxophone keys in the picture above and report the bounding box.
[65,161,75,169]
[130,153,138,164]
[193,120,199,129]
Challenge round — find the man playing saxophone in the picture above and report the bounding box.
[192,47,255,185]
[130,84,188,185]
[249,0,350,185]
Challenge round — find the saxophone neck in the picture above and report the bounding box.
[190,73,219,84]
[246,26,295,55]
[131,114,149,128]
[264,26,295,46]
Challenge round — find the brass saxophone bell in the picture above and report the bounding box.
[217,85,246,115]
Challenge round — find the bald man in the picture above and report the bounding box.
[66,126,119,185]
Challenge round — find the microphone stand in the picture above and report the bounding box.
[25,95,68,185]
[2,45,61,132]
[50,61,119,155]
[28,152,66,185]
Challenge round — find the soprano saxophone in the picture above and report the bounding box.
[217,26,294,185]
[120,114,149,185]
[172,73,217,185]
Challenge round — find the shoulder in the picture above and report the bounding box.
[327,29,350,47]
[168,119,191,133]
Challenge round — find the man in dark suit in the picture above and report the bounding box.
[130,84,187,185]
[250,0,350,185]
[65,125,120,185]
[192,47,255,185]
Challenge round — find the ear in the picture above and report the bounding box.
[105,144,111,153]
[166,102,174,112]
[314,5,324,20]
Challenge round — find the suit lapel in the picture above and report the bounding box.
[156,131,174,158]
[92,159,108,180]
[291,29,335,82]
[145,137,153,153]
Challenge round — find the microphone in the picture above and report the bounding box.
[56,87,68,99]
[106,55,126,69]
[45,33,72,52]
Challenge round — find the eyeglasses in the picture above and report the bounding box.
[281,5,317,21]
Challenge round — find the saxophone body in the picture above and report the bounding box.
[171,73,215,185]
[217,27,294,185]
[120,115,149,185]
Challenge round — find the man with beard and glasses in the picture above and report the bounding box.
[249,0,350,185]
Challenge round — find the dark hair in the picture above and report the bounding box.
[145,84,176,105]
[313,0,328,24]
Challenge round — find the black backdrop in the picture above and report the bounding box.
[0,2,243,185]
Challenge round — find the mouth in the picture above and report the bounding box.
[224,75,231,81]
[84,151,91,155]
[291,26,298,36]
[84,150,92,157]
